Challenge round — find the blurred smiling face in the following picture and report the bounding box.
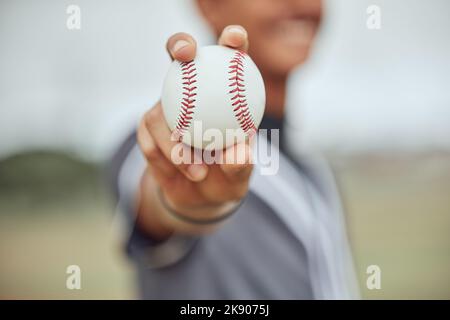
[197,0,322,77]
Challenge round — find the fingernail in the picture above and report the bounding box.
[172,40,190,53]
[227,26,246,36]
[187,164,207,181]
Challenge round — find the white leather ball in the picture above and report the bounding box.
[161,45,265,150]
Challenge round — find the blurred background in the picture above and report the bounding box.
[0,0,449,299]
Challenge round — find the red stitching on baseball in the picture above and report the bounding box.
[228,51,257,134]
[174,60,197,139]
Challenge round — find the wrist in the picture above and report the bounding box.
[157,187,242,231]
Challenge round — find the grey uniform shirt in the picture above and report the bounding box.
[110,117,359,300]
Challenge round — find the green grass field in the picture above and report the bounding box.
[0,152,449,299]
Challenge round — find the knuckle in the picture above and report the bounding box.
[141,143,160,162]
[232,163,248,173]
[146,106,160,122]
[231,183,248,200]
[145,107,162,130]
[225,163,252,180]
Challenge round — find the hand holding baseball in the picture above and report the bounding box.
[137,26,259,238]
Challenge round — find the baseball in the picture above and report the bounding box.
[161,45,266,150]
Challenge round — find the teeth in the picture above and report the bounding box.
[274,19,315,45]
